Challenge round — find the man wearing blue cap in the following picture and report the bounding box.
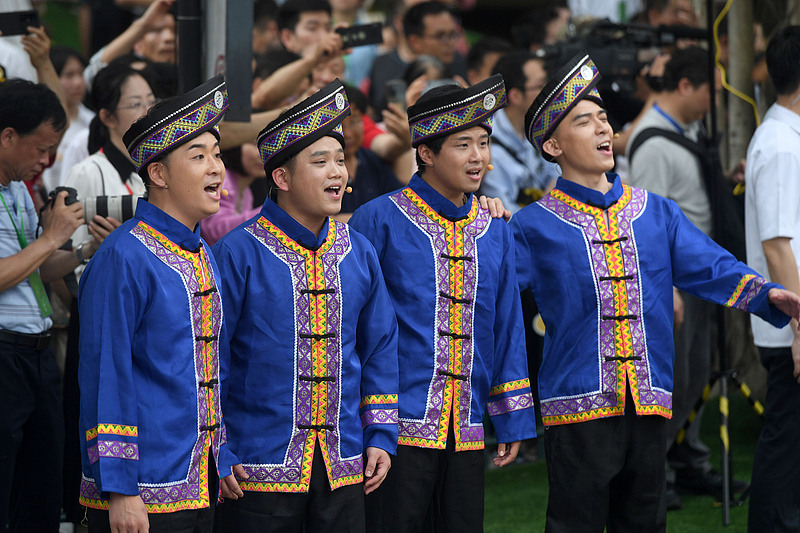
[350,74,536,533]
[511,52,800,532]
[212,79,399,533]
[78,75,245,533]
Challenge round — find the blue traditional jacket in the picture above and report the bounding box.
[78,200,237,513]
[350,175,536,452]
[212,199,399,493]
[511,174,790,427]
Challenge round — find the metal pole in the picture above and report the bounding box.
[727,0,755,168]
[705,0,731,525]
[177,0,202,94]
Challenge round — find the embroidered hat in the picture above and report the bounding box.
[407,73,507,148]
[524,52,603,160]
[257,79,351,176]
[123,75,228,176]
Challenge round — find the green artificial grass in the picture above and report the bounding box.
[485,393,763,532]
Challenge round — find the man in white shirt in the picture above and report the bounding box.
[480,51,558,214]
[745,25,800,532]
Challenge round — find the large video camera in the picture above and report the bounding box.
[534,20,707,96]
[45,186,140,225]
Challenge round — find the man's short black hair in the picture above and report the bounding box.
[403,1,451,40]
[254,50,302,82]
[662,46,709,91]
[0,79,66,136]
[492,50,539,93]
[510,6,562,50]
[254,0,278,30]
[344,84,367,115]
[766,25,800,96]
[466,37,513,75]
[277,0,331,33]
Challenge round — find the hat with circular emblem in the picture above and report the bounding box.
[257,79,351,176]
[407,73,507,148]
[525,52,603,160]
[123,74,228,175]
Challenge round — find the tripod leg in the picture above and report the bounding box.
[730,372,765,416]
[716,305,731,525]
[676,380,713,446]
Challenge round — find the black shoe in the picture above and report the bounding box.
[674,468,748,496]
[666,487,683,511]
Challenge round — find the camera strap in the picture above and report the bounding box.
[0,190,53,318]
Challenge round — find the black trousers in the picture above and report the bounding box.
[544,391,667,533]
[87,505,215,533]
[215,444,366,533]
[0,340,64,533]
[365,426,484,533]
[748,347,800,532]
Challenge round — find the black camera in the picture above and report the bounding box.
[46,186,79,208]
[534,20,708,96]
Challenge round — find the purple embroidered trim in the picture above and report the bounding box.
[537,188,669,418]
[360,408,399,427]
[486,392,535,416]
[91,440,139,462]
[127,225,223,504]
[80,476,101,500]
[735,276,766,311]
[391,191,490,446]
[81,445,207,506]
[87,445,99,465]
[540,393,618,418]
[245,219,362,487]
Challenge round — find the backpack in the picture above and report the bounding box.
[628,128,746,261]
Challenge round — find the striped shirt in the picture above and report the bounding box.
[0,181,51,334]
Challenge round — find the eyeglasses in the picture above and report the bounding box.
[116,99,159,112]
[423,31,459,44]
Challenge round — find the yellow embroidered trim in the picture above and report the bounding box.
[549,185,638,407]
[398,436,448,450]
[138,222,220,438]
[80,440,212,512]
[489,378,531,396]
[85,424,138,442]
[725,274,756,307]
[402,188,481,448]
[360,394,399,407]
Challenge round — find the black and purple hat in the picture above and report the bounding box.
[525,52,603,159]
[407,74,507,148]
[123,75,228,173]
[257,79,351,176]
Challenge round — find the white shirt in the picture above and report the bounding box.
[745,103,800,347]
[63,151,145,276]
[41,103,94,192]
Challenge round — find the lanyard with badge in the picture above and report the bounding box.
[0,190,53,317]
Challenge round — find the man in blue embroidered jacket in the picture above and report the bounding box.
[350,74,536,533]
[511,52,800,532]
[79,76,245,533]
[212,80,399,533]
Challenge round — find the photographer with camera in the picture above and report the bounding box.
[0,80,95,533]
